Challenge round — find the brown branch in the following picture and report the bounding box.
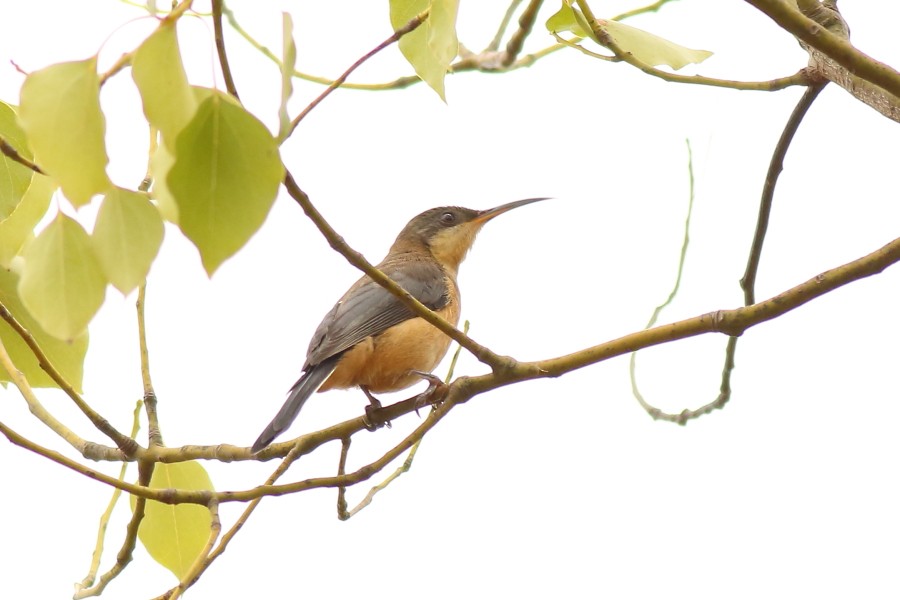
[0,135,44,174]
[501,0,543,67]
[745,0,900,108]
[281,172,506,371]
[0,301,137,455]
[136,286,163,447]
[211,0,239,100]
[287,11,429,135]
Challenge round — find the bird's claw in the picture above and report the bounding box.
[409,370,448,416]
[362,388,391,431]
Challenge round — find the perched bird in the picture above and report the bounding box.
[251,198,547,453]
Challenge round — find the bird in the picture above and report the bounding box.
[251,197,548,453]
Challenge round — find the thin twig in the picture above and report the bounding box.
[741,83,826,305]
[501,0,544,67]
[0,135,44,174]
[166,498,221,600]
[0,301,137,453]
[137,285,163,447]
[74,401,145,599]
[287,11,429,136]
[340,321,470,519]
[211,0,239,100]
[281,172,505,370]
[630,141,696,418]
[745,0,900,99]
[488,0,526,51]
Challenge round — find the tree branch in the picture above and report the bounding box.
[745,0,900,119]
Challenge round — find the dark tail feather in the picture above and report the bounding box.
[251,356,341,453]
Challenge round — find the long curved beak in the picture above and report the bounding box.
[472,197,551,225]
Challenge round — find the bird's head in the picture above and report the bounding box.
[392,197,549,273]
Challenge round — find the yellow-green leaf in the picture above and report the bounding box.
[149,136,179,223]
[168,91,284,275]
[0,173,55,268]
[0,101,34,219]
[546,3,712,70]
[18,213,107,341]
[92,187,164,294]
[132,23,197,148]
[130,461,214,580]
[601,19,712,70]
[390,0,459,101]
[0,267,88,392]
[277,12,296,142]
[18,58,111,206]
[545,2,589,38]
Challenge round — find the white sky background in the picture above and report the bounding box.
[2,0,900,598]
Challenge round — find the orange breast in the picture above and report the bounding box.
[319,277,461,393]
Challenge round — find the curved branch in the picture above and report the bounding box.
[745,0,900,108]
[281,172,506,370]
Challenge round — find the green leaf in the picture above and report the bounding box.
[546,2,712,70]
[390,0,459,101]
[92,187,165,294]
[132,22,197,148]
[0,101,35,220]
[168,91,284,275]
[277,12,297,141]
[149,136,179,223]
[601,19,712,70]
[0,173,55,268]
[18,58,111,207]
[18,213,107,341]
[0,267,88,392]
[130,461,214,580]
[545,2,589,38]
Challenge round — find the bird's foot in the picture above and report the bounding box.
[362,387,391,431]
[409,370,449,416]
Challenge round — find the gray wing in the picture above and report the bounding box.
[304,259,448,367]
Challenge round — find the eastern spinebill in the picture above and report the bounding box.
[251,198,548,453]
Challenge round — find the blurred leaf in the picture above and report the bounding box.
[18,58,111,206]
[0,173,55,268]
[168,91,284,275]
[92,187,164,294]
[545,2,589,37]
[601,19,712,69]
[18,213,107,341]
[0,267,88,392]
[132,22,197,148]
[390,0,459,101]
[0,101,34,219]
[277,12,296,141]
[546,2,712,70]
[149,135,179,223]
[130,461,214,580]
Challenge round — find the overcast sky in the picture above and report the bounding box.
[2,1,900,598]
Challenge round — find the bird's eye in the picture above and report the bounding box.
[439,211,456,225]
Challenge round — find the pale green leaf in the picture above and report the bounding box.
[149,136,179,223]
[0,267,88,392]
[545,2,589,38]
[92,187,165,294]
[546,3,712,70]
[130,461,214,580]
[0,101,34,219]
[168,92,284,275]
[0,173,55,268]
[390,0,459,101]
[277,12,297,141]
[601,19,712,70]
[18,213,107,341]
[132,22,197,148]
[18,58,111,206]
